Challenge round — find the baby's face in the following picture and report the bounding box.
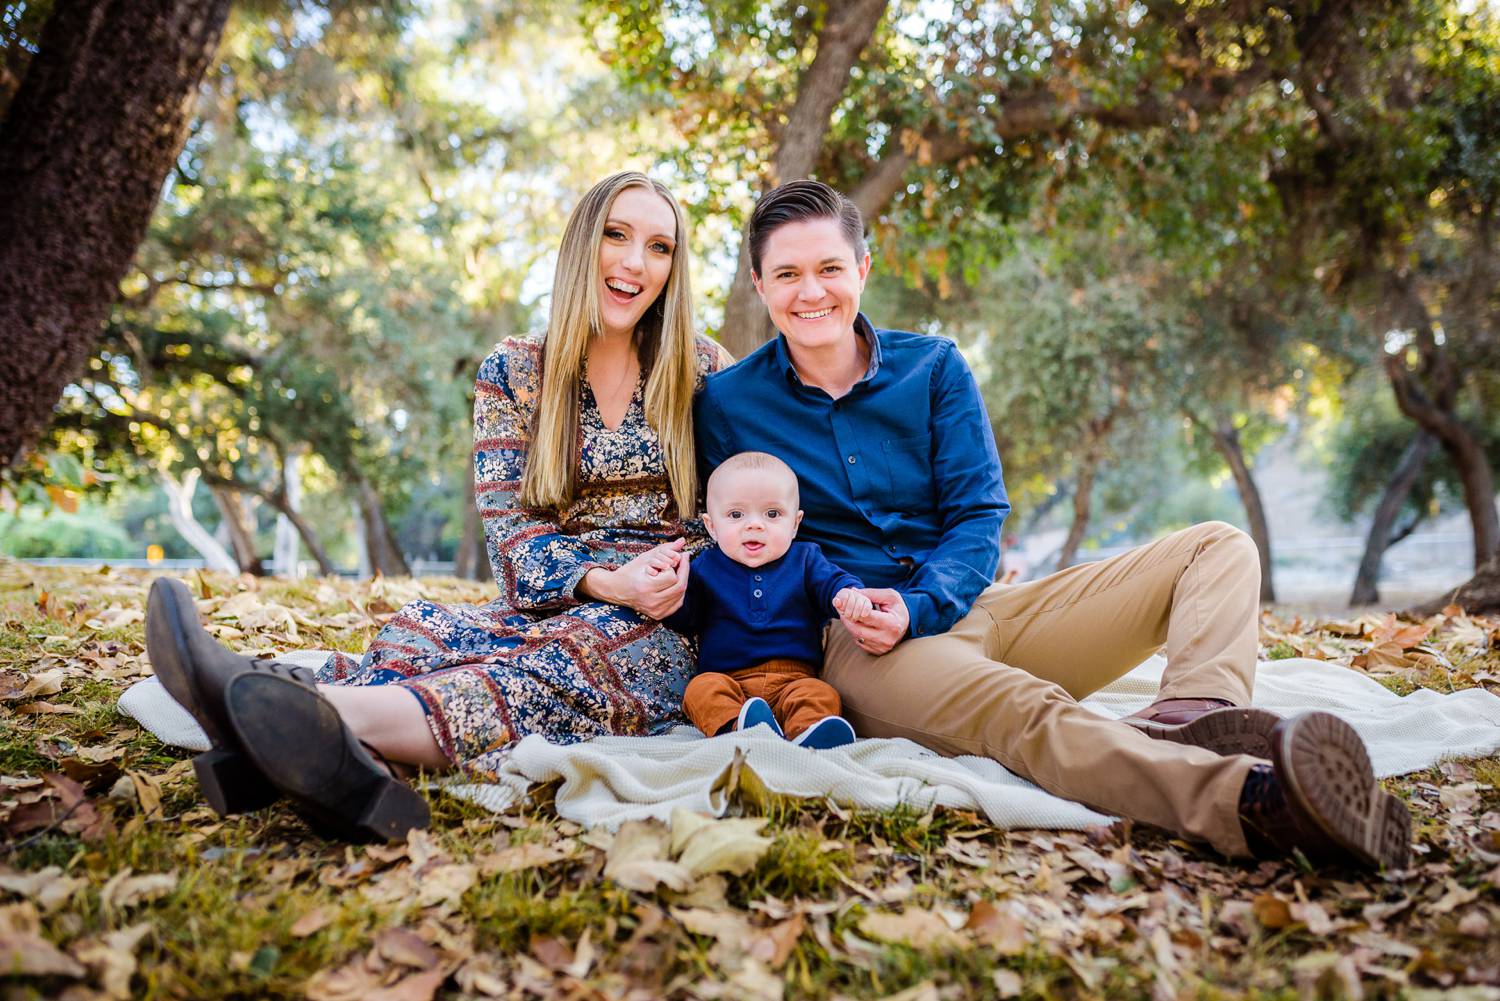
[703,467,802,568]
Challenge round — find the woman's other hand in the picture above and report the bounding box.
[579,538,689,619]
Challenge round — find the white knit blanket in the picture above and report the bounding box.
[119,652,1500,831]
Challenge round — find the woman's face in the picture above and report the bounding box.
[597,186,677,340]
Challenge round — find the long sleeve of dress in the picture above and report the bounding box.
[472,344,604,610]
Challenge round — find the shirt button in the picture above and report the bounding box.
[847,455,857,464]
[753,589,763,598]
[753,574,762,581]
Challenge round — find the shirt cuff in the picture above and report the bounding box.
[897,589,936,639]
[564,561,610,604]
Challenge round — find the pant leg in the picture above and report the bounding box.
[682,672,750,736]
[766,676,842,738]
[982,521,1259,703]
[821,532,1259,856]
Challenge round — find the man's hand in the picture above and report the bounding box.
[838,587,909,656]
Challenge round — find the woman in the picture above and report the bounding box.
[145,172,734,841]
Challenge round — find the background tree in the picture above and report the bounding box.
[1267,0,1500,607]
[588,0,1384,355]
[0,0,233,469]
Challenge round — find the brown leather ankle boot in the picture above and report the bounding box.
[1237,712,1411,870]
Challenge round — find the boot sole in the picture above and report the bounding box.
[146,579,280,815]
[1274,711,1411,870]
[1129,706,1282,758]
[224,673,430,843]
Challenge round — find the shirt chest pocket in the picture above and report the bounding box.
[879,434,934,512]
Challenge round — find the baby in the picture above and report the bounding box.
[663,451,872,748]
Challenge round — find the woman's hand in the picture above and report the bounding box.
[580,538,690,619]
[838,588,910,656]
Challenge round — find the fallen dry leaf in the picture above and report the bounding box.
[1252,893,1292,929]
[375,926,440,969]
[605,820,692,893]
[965,899,1027,954]
[71,922,151,1000]
[671,809,772,877]
[992,968,1024,997]
[290,906,335,938]
[100,868,178,913]
[367,966,447,1001]
[857,907,964,950]
[14,700,80,714]
[0,865,87,914]
[305,955,386,1001]
[476,838,575,875]
[0,929,87,978]
[126,769,163,818]
[414,863,476,910]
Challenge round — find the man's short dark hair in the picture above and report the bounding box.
[747,179,867,276]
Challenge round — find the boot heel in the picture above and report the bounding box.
[354,779,430,842]
[194,748,280,815]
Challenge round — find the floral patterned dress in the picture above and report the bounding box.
[318,333,734,781]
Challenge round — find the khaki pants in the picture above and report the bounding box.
[682,659,842,739]
[823,521,1261,856]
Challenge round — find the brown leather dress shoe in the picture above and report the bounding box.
[1238,711,1411,870]
[1123,697,1281,758]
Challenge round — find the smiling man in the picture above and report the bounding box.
[694,180,1411,870]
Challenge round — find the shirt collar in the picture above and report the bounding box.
[773,313,882,388]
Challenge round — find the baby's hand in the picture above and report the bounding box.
[644,553,679,580]
[834,587,873,623]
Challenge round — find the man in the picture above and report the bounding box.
[695,180,1410,868]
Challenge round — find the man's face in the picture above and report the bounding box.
[702,466,803,568]
[752,217,871,353]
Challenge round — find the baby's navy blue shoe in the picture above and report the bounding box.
[792,716,856,749]
[736,697,784,737]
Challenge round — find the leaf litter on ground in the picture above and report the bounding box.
[1,559,1498,998]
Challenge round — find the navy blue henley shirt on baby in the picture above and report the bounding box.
[664,541,863,675]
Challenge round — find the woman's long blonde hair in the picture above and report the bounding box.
[519,172,701,517]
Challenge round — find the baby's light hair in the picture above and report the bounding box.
[706,451,799,508]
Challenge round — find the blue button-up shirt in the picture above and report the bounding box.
[695,315,1009,638]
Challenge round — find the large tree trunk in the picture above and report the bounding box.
[1350,430,1437,605]
[1207,420,1276,603]
[718,0,889,357]
[1410,553,1500,617]
[210,485,265,576]
[1383,273,1500,566]
[159,469,237,574]
[0,0,233,469]
[353,475,411,578]
[453,483,489,582]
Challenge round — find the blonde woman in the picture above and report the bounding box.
[145,172,734,840]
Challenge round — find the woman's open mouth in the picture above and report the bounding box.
[605,278,642,304]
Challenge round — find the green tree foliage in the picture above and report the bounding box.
[32,0,639,570]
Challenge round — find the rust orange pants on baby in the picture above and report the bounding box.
[681,659,841,739]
